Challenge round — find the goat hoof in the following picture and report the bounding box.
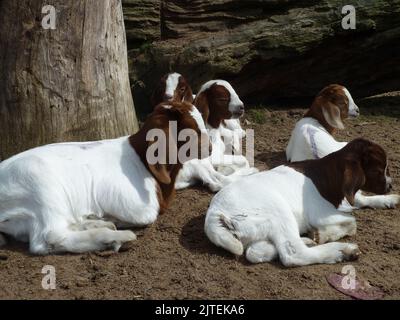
[119,240,135,252]
[342,244,361,261]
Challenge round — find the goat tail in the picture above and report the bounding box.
[205,211,244,256]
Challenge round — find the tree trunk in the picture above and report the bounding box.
[0,0,139,160]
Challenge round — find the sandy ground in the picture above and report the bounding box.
[0,102,399,300]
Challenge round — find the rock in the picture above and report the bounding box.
[122,0,160,50]
[123,0,400,114]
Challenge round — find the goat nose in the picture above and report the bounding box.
[239,104,245,112]
[164,94,173,101]
[389,183,393,191]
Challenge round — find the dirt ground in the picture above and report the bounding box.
[0,101,399,300]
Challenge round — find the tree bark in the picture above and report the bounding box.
[0,0,139,160]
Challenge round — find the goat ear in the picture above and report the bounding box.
[322,101,345,130]
[183,86,194,103]
[148,163,171,185]
[342,159,366,205]
[194,92,209,123]
[145,121,176,185]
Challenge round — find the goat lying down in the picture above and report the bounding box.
[0,101,209,254]
[205,138,397,267]
[286,84,400,210]
[151,72,194,106]
[151,73,257,192]
[176,79,258,191]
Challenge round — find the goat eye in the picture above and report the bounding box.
[180,87,185,92]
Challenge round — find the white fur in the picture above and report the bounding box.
[0,137,153,254]
[190,106,208,134]
[205,166,360,266]
[165,73,181,99]
[221,119,246,153]
[0,103,211,254]
[175,124,257,192]
[286,88,399,210]
[0,103,210,254]
[286,117,347,162]
[343,88,360,117]
[197,80,244,114]
[175,81,257,192]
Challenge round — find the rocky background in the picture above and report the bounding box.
[122,0,400,116]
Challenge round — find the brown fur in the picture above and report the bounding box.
[151,73,193,107]
[304,84,350,134]
[129,101,207,214]
[289,138,389,207]
[194,83,241,128]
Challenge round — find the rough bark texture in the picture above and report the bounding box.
[122,0,400,115]
[0,0,138,160]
